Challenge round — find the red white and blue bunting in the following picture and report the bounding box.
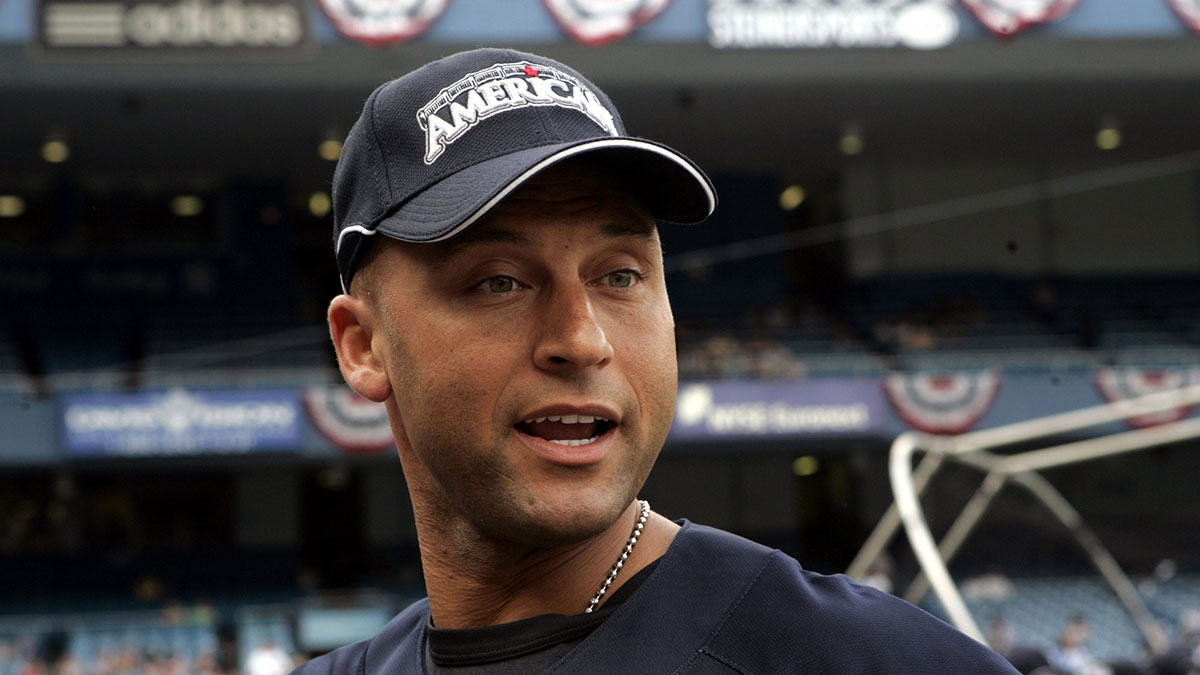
[303,385,395,455]
[959,0,1083,37]
[543,0,673,46]
[883,370,1002,435]
[317,0,451,46]
[1167,0,1200,35]
[1094,366,1200,429]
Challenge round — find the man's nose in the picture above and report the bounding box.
[533,283,614,371]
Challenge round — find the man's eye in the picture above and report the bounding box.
[604,270,640,288]
[482,276,519,293]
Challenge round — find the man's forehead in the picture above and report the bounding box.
[415,212,659,267]
[456,216,657,247]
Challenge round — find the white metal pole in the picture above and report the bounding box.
[889,434,984,642]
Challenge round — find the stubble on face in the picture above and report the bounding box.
[366,161,677,553]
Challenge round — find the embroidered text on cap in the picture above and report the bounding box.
[417,61,620,165]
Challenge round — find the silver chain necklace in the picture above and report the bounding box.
[584,499,650,613]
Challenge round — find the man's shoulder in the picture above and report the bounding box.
[672,522,928,630]
[666,523,1018,673]
[290,598,429,675]
[675,522,964,630]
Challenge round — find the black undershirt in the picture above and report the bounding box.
[425,559,660,673]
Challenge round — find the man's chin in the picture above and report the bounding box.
[473,492,634,549]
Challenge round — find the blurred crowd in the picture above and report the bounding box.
[678,334,808,380]
[0,638,302,675]
[996,612,1200,675]
[0,600,301,675]
[674,304,844,380]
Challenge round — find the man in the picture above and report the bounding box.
[296,48,1018,674]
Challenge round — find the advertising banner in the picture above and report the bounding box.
[35,0,310,55]
[670,379,887,440]
[707,0,960,49]
[63,388,300,456]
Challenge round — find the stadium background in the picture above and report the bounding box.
[2,0,1200,672]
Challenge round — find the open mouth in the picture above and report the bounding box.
[515,414,617,447]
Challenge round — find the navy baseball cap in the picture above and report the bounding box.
[332,47,717,292]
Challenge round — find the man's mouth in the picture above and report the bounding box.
[515,415,617,447]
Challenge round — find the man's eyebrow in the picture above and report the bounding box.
[601,219,658,241]
[423,227,531,266]
[424,219,658,265]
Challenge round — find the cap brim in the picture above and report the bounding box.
[374,137,716,243]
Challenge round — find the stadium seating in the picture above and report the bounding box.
[673,275,1200,379]
[6,273,1198,388]
[140,318,334,388]
[921,574,1200,663]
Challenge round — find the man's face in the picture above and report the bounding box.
[364,161,677,547]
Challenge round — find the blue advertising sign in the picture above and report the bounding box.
[670,379,888,440]
[62,388,300,456]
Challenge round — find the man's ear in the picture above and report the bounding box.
[328,293,392,403]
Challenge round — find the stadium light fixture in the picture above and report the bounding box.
[41,134,70,163]
[792,455,820,477]
[318,129,343,161]
[839,123,864,156]
[169,195,204,217]
[308,191,332,218]
[1095,116,1121,151]
[778,185,806,211]
[0,195,25,218]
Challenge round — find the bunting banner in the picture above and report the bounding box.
[959,0,1082,37]
[883,370,1001,435]
[543,0,673,46]
[317,0,450,46]
[1094,366,1200,428]
[303,386,394,455]
[1167,0,1200,34]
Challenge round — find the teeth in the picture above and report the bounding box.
[549,436,600,447]
[520,415,610,425]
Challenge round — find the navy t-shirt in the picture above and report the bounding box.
[424,561,659,673]
[293,521,1019,674]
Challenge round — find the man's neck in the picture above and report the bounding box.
[414,499,679,629]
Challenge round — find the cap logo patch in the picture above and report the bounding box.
[417,61,619,165]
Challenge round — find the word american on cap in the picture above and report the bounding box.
[417,61,620,165]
